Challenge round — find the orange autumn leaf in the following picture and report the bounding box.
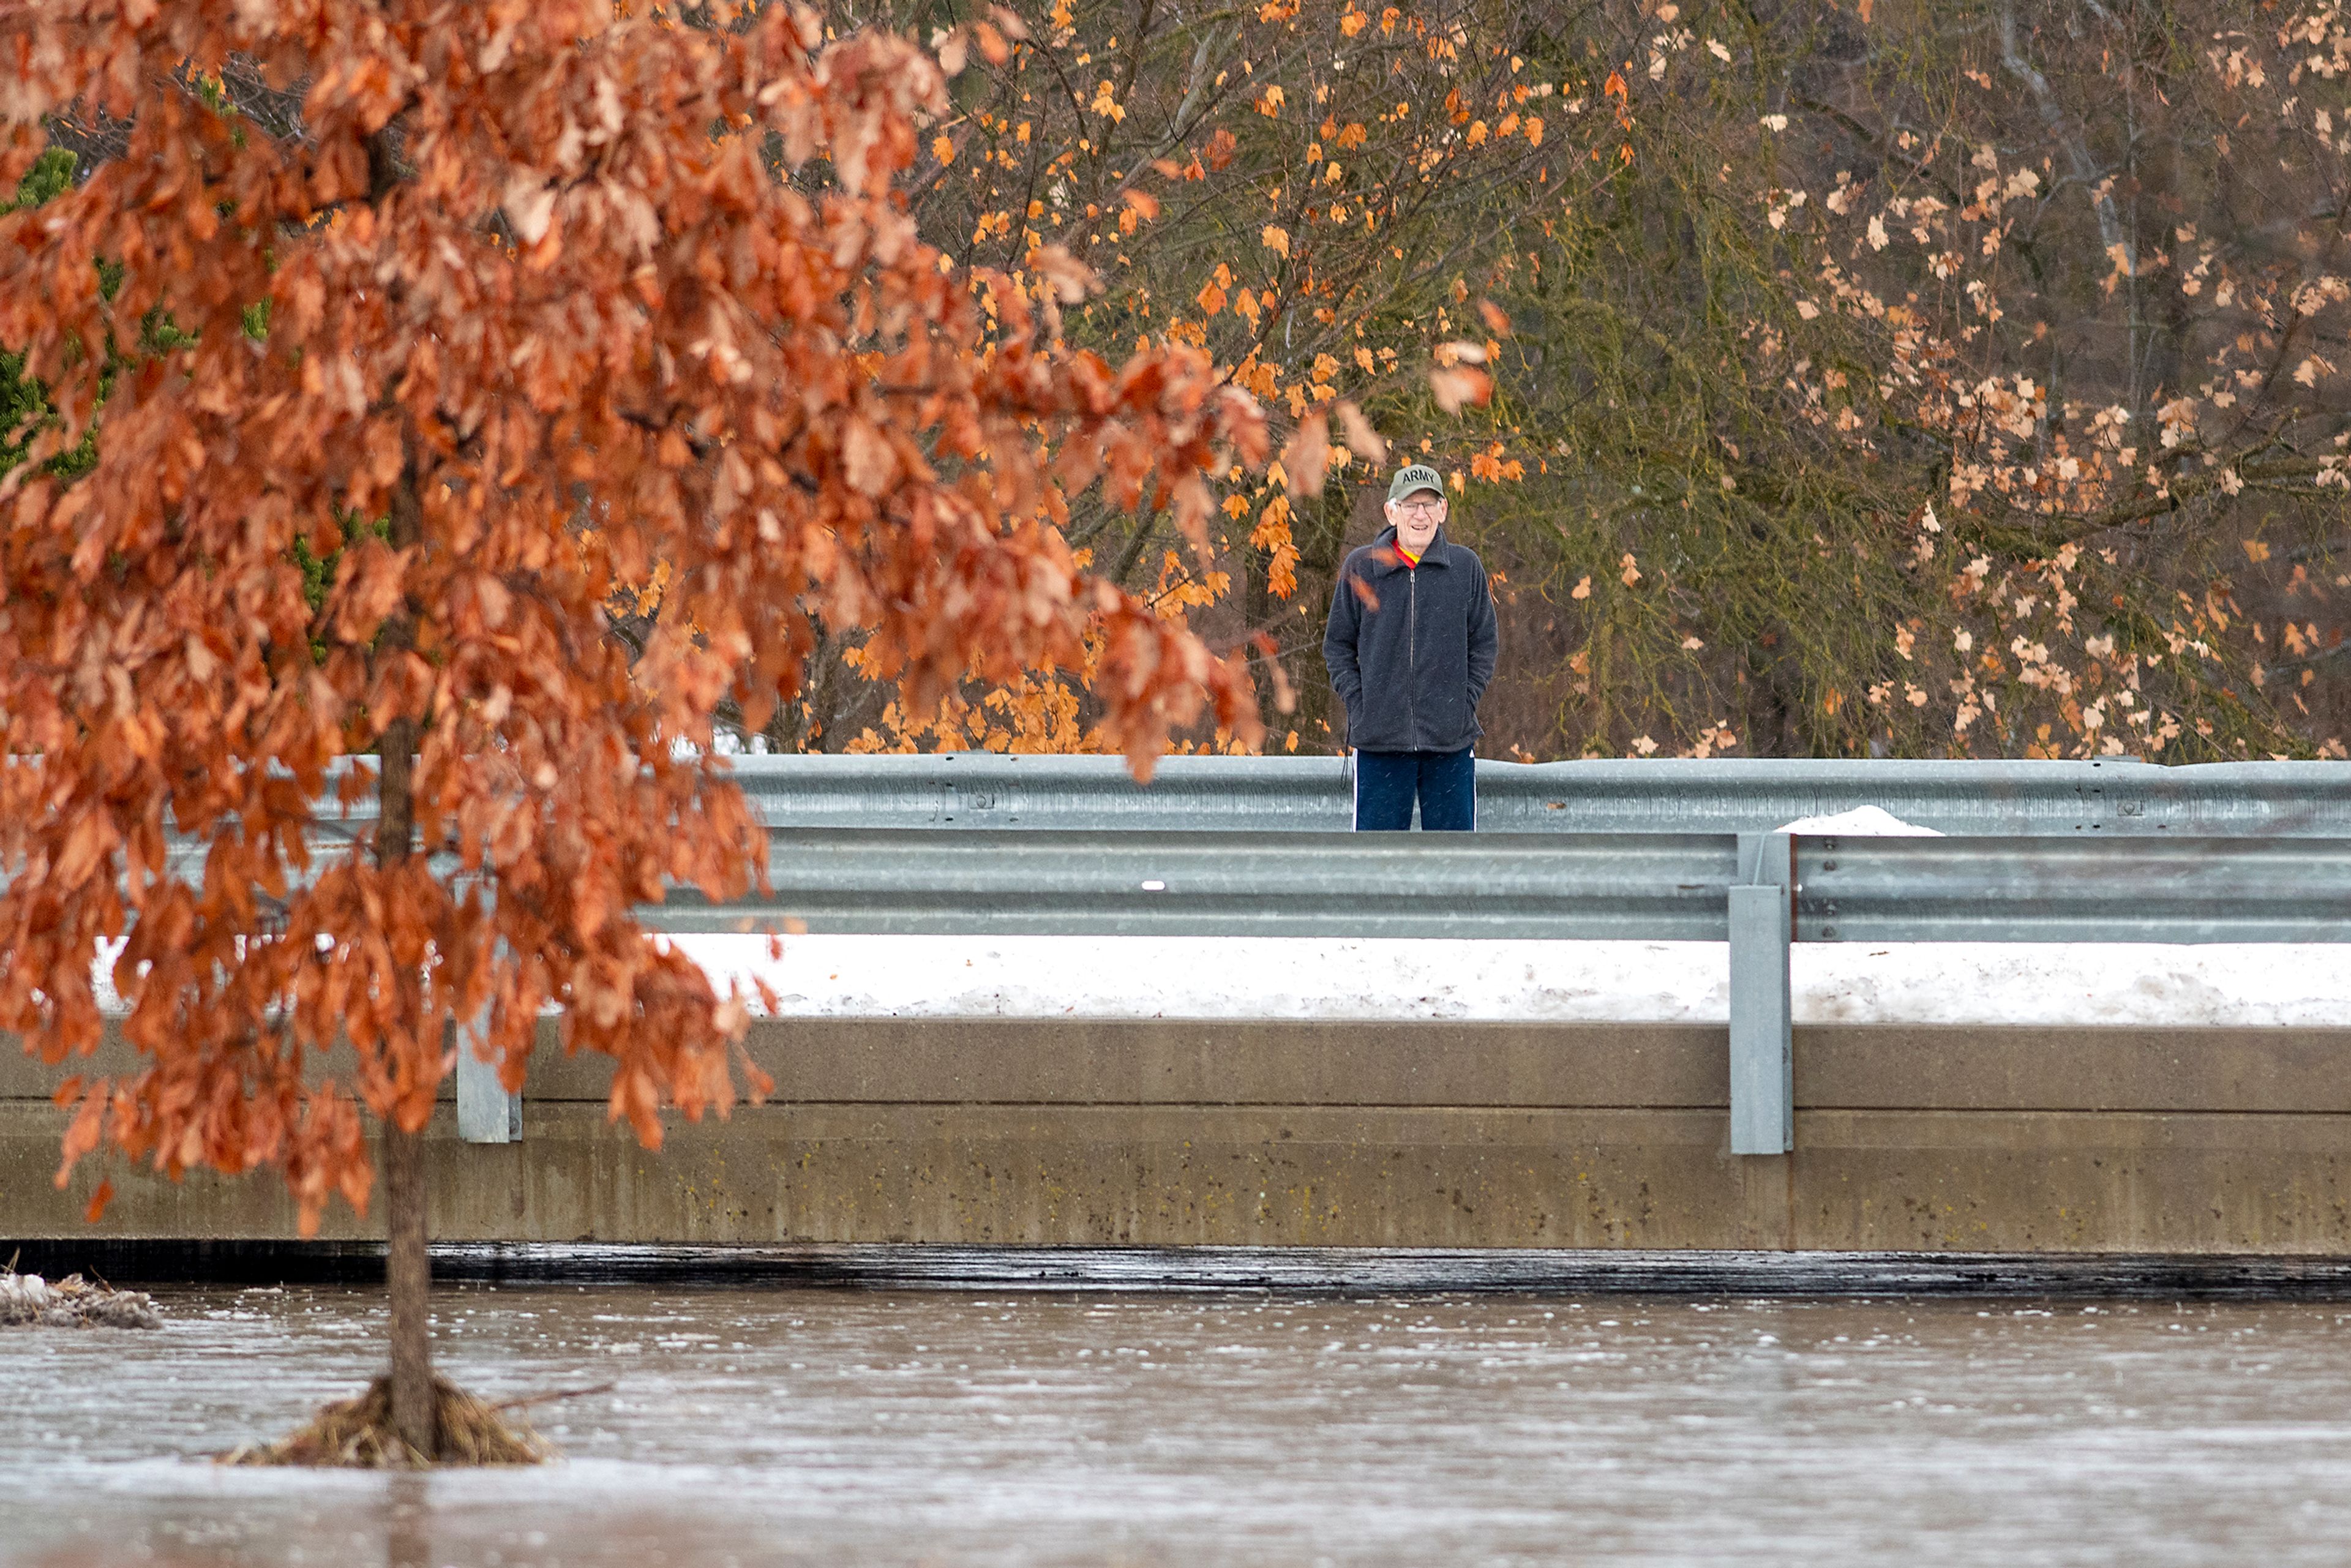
[1335,401,1387,465]
[1429,365,1493,413]
[1282,411,1330,496]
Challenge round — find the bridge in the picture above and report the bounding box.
[8,754,2351,1259]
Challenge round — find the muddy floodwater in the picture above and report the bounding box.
[7,1282,2351,1566]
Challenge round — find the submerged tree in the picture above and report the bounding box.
[0,0,1265,1460]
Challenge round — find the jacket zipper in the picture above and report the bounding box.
[1406,557,1418,743]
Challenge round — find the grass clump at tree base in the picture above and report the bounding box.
[220,1375,548,1469]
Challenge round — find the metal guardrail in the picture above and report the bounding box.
[309,753,2351,837]
[1793,836,2351,944]
[648,830,1737,940]
[719,754,2351,837]
[646,828,2351,945]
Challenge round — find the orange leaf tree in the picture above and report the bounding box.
[0,0,1264,1455]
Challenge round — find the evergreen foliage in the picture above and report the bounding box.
[0,148,87,485]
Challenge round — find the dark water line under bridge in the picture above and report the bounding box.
[18,1239,2351,1298]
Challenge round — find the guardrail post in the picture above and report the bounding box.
[1728,831,1794,1155]
[454,1008,522,1144]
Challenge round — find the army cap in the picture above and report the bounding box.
[1387,463,1445,504]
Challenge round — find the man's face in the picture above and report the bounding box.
[1385,489,1445,552]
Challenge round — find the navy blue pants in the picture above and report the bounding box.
[1352,748,1476,831]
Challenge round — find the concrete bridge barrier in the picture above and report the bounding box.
[12,1010,2351,1255]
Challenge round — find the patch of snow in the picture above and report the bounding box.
[680,935,1730,1024]
[1773,805,1943,837]
[83,914,2338,1031]
[673,934,2351,1029]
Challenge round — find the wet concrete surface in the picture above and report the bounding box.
[6,1282,2351,1566]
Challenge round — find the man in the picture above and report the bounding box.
[1322,463,1498,831]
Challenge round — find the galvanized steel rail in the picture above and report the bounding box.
[1793,835,2351,945]
[647,830,1737,940]
[305,753,2351,837]
[645,827,2351,945]
[715,753,2351,837]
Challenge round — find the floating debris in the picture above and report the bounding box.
[220,1375,549,1468]
[0,1268,162,1329]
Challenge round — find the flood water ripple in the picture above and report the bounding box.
[6,1283,2350,1566]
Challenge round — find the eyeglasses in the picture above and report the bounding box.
[1393,497,1446,514]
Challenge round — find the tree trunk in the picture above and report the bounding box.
[382,1112,434,1459]
[376,684,429,1458]
[377,419,431,1458]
